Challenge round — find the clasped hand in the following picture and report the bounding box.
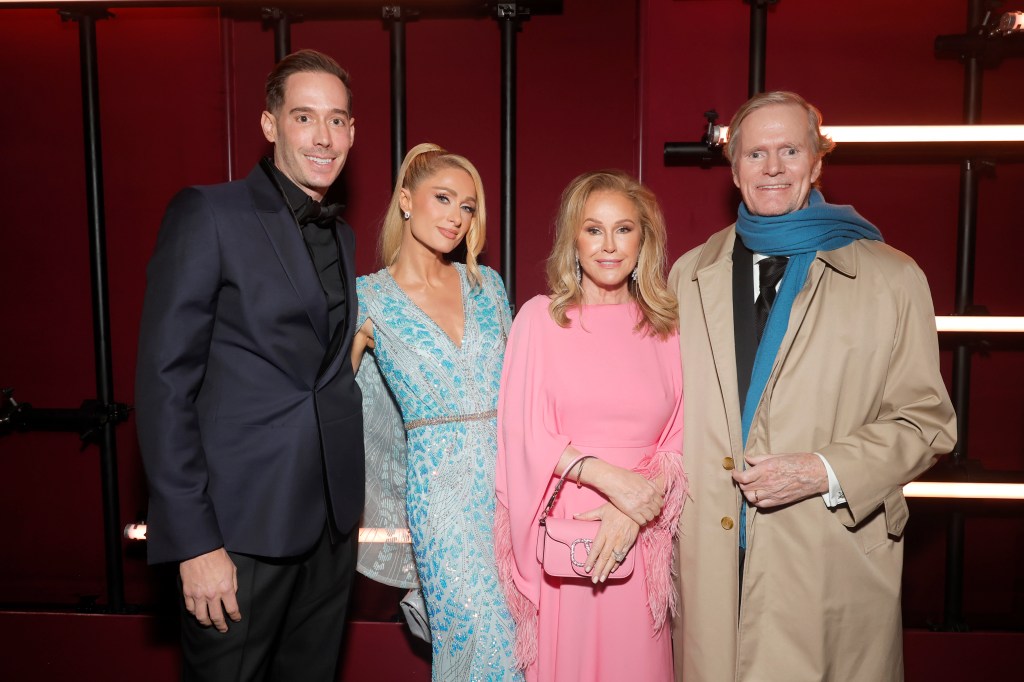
[732,452,828,508]
[571,466,662,584]
[600,468,664,526]
[574,503,639,584]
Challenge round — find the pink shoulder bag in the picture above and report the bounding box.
[535,455,635,580]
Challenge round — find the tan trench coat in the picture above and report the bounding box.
[669,226,956,682]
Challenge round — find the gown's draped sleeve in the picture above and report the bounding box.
[495,297,569,667]
[633,345,687,631]
[354,278,419,589]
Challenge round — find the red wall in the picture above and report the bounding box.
[0,0,1021,638]
[1,6,231,604]
[0,0,640,606]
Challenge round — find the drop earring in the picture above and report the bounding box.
[403,210,411,220]
[575,254,582,284]
[631,266,638,282]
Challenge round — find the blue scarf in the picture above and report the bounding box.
[735,189,881,547]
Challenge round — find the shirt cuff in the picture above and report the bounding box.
[815,452,847,508]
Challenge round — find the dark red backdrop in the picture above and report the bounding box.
[1,0,1021,638]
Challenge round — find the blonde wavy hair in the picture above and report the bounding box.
[379,142,487,287]
[546,170,677,338]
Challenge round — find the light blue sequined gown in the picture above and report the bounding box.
[357,263,522,681]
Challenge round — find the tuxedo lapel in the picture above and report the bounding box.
[246,168,330,348]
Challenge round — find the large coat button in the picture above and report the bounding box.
[721,517,734,530]
[723,456,735,470]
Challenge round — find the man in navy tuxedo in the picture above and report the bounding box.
[136,50,364,681]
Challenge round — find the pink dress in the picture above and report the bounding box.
[495,296,685,682]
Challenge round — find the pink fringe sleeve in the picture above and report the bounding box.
[494,500,538,669]
[494,297,568,670]
[634,449,687,632]
[635,333,687,632]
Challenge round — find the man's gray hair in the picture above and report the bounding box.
[724,91,835,169]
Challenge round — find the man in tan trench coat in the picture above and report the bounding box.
[669,92,956,681]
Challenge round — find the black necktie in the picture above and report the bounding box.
[754,256,788,343]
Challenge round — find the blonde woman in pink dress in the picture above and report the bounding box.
[495,170,686,681]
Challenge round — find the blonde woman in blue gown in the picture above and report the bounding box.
[351,143,521,681]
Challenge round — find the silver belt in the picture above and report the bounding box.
[404,409,497,432]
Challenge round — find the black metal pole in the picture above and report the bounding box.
[274,12,291,62]
[261,8,292,62]
[61,7,125,612]
[498,4,518,308]
[385,6,407,184]
[943,0,985,633]
[748,0,770,96]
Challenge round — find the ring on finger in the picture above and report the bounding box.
[611,548,627,563]
[753,490,759,502]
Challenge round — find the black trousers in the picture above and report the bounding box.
[180,525,357,682]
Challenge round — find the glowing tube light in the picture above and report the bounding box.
[904,482,1024,500]
[358,527,412,544]
[824,125,1024,143]
[935,316,1024,332]
[124,523,414,543]
[123,522,148,541]
[708,125,1024,146]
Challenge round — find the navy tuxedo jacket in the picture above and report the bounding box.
[136,165,364,565]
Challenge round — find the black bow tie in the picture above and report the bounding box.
[295,196,343,227]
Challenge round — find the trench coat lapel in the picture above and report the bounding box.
[693,228,746,456]
[246,167,330,348]
[767,245,859,388]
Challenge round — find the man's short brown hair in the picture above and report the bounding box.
[265,49,352,115]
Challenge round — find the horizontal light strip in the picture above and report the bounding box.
[711,125,1024,145]
[123,523,413,544]
[825,125,1024,143]
[127,486,1024,545]
[358,527,412,544]
[904,482,1024,500]
[935,316,1024,332]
